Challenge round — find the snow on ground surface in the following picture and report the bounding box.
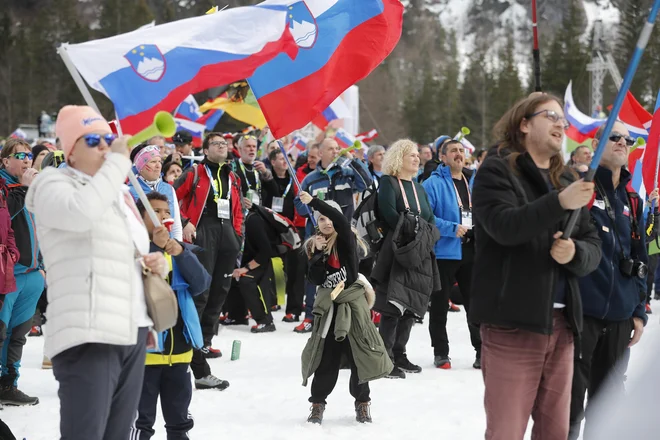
[7,304,660,439]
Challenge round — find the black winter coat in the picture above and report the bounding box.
[470,150,602,335]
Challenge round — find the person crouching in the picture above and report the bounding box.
[299,191,392,425]
[130,192,211,440]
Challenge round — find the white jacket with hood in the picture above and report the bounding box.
[26,153,150,358]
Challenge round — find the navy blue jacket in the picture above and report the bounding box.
[579,166,648,325]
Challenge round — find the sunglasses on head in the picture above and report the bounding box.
[82,133,117,148]
[243,135,257,140]
[608,133,636,147]
[10,152,33,161]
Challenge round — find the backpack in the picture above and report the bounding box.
[352,176,401,259]
[251,204,301,255]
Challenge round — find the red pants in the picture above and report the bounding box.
[481,311,574,440]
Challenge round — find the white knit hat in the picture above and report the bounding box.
[313,200,342,223]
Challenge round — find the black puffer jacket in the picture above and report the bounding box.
[470,150,602,335]
[372,214,441,317]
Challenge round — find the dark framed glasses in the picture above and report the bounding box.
[209,141,228,147]
[11,152,33,161]
[608,132,636,147]
[82,133,117,148]
[526,110,570,130]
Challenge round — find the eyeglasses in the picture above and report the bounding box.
[526,110,570,130]
[10,152,33,161]
[209,141,228,147]
[82,133,117,148]
[608,132,636,147]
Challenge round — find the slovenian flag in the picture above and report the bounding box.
[289,134,308,153]
[247,0,403,138]
[312,96,351,129]
[174,118,207,147]
[174,95,204,122]
[62,1,300,136]
[334,128,360,149]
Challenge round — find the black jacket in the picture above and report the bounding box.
[470,150,601,335]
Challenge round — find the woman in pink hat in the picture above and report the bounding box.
[25,105,168,440]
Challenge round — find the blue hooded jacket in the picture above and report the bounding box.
[578,166,648,325]
[422,165,469,260]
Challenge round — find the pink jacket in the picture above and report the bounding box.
[0,182,19,295]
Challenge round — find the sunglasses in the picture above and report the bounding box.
[243,135,257,140]
[608,133,636,147]
[526,110,570,130]
[10,152,33,161]
[82,133,117,148]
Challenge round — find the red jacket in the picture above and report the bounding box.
[0,184,19,295]
[175,163,244,237]
[294,165,313,228]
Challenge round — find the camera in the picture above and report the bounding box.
[619,258,648,279]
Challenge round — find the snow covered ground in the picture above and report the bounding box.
[6,305,660,439]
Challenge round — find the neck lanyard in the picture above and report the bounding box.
[205,164,231,202]
[239,160,260,192]
[280,176,293,198]
[397,177,421,215]
[452,173,471,210]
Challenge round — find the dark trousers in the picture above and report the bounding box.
[224,281,246,320]
[0,418,15,440]
[569,316,634,440]
[132,364,193,440]
[646,253,658,303]
[52,327,148,440]
[310,321,370,404]
[430,258,481,357]
[239,263,275,325]
[191,215,240,379]
[378,311,414,362]
[284,244,306,317]
[358,257,374,279]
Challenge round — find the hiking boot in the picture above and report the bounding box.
[282,314,300,323]
[448,301,460,312]
[220,317,249,326]
[41,355,52,370]
[646,303,653,314]
[386,366,406,379]
[395,356,422,374]
[294,319,313,333]
[0,385,39,406]
[473,354,482,370]
[434,356,451,369]
[195,375,230,391]
[200,346,223,359]
[28,326,42,337]
[307,403,325,425]
[355,401,372,423]
[251,323,276,333]
[271,305,281,312]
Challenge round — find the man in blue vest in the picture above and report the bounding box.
[422,140,480,370]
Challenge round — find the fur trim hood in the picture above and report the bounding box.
[356,273,376,309]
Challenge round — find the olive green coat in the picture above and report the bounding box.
[301,276,393,386]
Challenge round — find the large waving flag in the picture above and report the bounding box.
[247,0,404,138]
[312,96,351,129]
[640,90,660,196]
[174,118,207,147]
[198,108,225,132]
[334,128,361,149]
[174,95,203,121]
[200,89,267,128]
[63,1,300,135]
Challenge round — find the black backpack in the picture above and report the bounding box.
[352,176,400,259]
[251,205,301,255]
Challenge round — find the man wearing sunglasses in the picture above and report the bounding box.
[569,121,651,440]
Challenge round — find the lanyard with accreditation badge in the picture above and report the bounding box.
[205,164,232,219]
[452,174,473,229]
[272,177,293,213]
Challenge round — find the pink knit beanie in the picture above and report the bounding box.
[55,106,112,158]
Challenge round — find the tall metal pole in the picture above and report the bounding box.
[531,0,542,92]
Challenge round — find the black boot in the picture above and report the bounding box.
[386,366,406,379]
[395,355,422,373]
[0,377,39,406]
[355,401,372,423]
[307,403,325,425]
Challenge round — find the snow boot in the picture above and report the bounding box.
[386,366,406,379]
[473,354,482,370]
[434,356,451,369]
[0,384,39,406]
[355,401,372,423]
[294,319,313,334]
[200,346,222,359]
[251,323,276,333]
[195,375,230,391]
[395,355,422,373]
[282,314,300,323]
[307,403,325,425]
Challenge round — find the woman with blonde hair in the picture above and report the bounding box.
[371,139,441,379]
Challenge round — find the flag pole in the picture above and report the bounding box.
[57,44,162,227]
[277,140,317,228]
[531,0,542,92]
[563,0,660,238]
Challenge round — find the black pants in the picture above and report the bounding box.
[284,240,306,317]
[224,280,246,320]
[191,215,240,379]
[646,253,658,304]
[358,256,374,279]
[52,327,148,440]
[239,263,275,325]
[0,418,15,440]
[132,364,193,440]
[429,258,481,357]
[568,316,634,440]
[378,310,414,363]
[310,319,370,404]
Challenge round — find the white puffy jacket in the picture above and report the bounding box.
[26,154,146,358]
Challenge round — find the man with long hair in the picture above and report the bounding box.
[470,94,601,440]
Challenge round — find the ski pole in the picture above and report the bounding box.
[563,0,660,239]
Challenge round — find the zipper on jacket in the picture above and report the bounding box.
[602,221,616,319]
[195,177,212,228]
